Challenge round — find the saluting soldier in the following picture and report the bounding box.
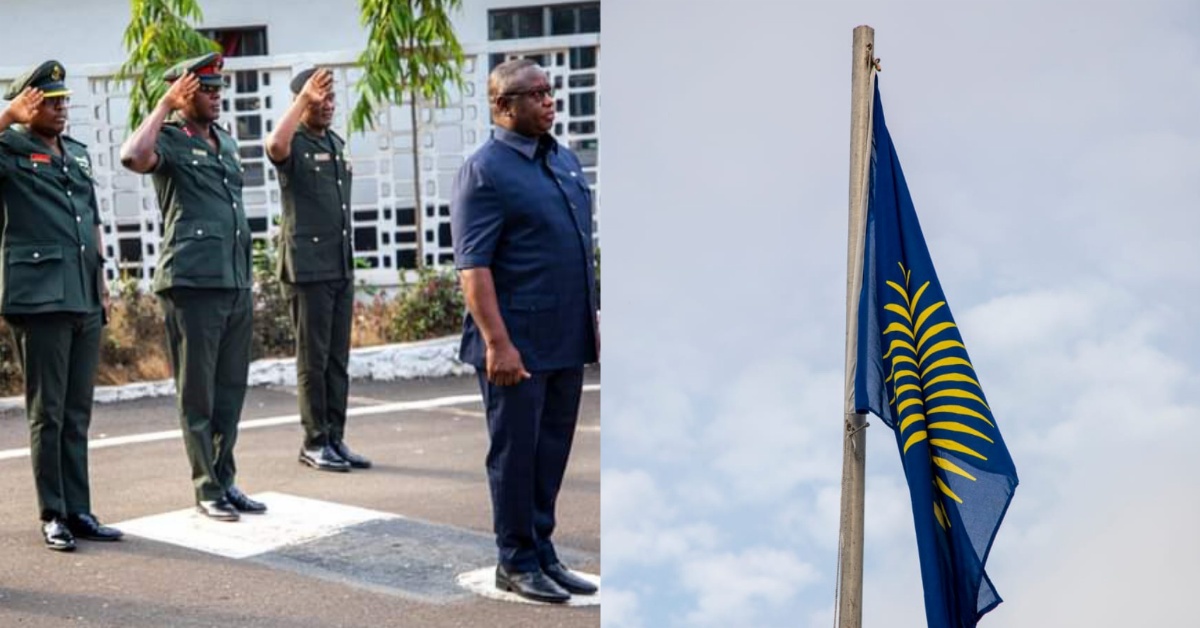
[0,60,123,550]
[265,67,369,472]
[119,52,266,521]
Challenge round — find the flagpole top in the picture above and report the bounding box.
[865,42,882,73]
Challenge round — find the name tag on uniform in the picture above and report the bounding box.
[31,153,51,165]
[314,153,332,162]
[192,148,208,157]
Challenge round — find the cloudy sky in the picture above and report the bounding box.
[599,1,1199,626]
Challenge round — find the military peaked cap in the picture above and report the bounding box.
[3,60,71,100]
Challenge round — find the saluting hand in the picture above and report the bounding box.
[487,340,532,386]
[300,68,333,103]
[161,72,199,111]
[4,87,44,125]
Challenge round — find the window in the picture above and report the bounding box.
[199,27,268,57]
[551,3,600,35]
[489,7,543,40]
[489,3,599,40]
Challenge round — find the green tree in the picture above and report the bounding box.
[350,0,467,270]
[117,0,220,129]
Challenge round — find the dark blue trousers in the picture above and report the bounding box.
[477,366,584,572]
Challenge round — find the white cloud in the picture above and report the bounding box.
[601,468,720,575]
[601,588,645,628]
[600,0,1200,625]
[680,548,821,627]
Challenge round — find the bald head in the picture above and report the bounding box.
[487,58,556,137]
[488,58,540,105]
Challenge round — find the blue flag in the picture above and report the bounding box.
[854,81,1019,628]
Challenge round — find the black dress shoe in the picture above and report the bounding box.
[225,487,267,514]
[331,440,372,469]
[299,444,351,472]
[42,519,76,552]
[543,562,598,595]
[196,498,240,521]
[495,565,570,604]
[66,513,123,542]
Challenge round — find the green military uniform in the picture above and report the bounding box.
[272,111,355,450]
[0,61,105,523]
[152,55,254,504]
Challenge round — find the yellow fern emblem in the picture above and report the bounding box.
[882,263,995,528]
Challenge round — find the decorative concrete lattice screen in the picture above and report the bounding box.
[0,43,599,290]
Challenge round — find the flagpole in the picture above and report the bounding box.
[837,24,876,628]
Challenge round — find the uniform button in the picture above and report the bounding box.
[67,191,73,197]
[232,202,237,209]
[80,245,85,252]
[197,229,204,235]
[312,236,320,243]
[570,203,576,209]
[341,204,347,210]
[76,216,82,223]
[342,229,347,236]
[337,179,342,185]
[223,178,228,184]
[315,167,321,172]
[236,229,241,237]
[32,252,39,259]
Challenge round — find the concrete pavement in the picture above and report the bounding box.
[0,367,600,628]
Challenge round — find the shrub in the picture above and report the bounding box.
[98,274,170,385]
[0,318,22,396]
[389,267,465,342]
[251,240,295,360]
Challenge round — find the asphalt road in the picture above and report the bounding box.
[0,366,600,628]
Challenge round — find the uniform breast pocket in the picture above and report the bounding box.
[290,229,344,279]
[172,221,225,278]
[5,244,65,306]
[508,293,560,356]
[15,156,62,186]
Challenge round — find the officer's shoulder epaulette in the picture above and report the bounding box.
[62,134,88,150]
[327,128,346,147]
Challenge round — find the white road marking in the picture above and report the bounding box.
[111,492,398,560]
[0,384,600,462]
[456,566,601,606]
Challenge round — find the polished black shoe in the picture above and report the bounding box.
[331,440,372,469]
[42,519,76,552]
[225,487,267,514]
[495,565,570,604]
[543,562,598,595]
[196,498,240,522]
[299,445,351,472]
[66,513,123,542]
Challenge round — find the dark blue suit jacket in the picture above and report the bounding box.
[450,128,597,372]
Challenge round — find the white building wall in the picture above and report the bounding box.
[0,1,601,289]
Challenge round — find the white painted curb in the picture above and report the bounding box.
[0,335,472,411]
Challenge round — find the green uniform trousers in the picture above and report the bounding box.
[287,278,353,448]
[6,311,102,521]
[159,288,252,502]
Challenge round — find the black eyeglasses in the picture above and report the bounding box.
[502,86,554,101]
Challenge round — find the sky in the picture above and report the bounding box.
[599,1,1200,626]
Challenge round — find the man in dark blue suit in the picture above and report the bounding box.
[450,58,599,604]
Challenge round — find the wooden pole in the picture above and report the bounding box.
[836,24,876,628]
